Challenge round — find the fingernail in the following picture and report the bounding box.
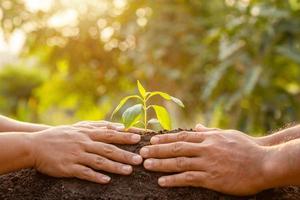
[144,159,153,169]
[158,177,166,186]
[131,134,141,142]
[101,175,111,183]
[132,155,142,164]
[150,136,159,144]
[122,165,132,174]
[140,148,149,157]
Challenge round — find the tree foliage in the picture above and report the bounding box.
[0,0,299,134]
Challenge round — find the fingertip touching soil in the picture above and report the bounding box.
[0,130,299,200]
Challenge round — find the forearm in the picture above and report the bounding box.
[0,132,34,174]
[264,138,300,188]
[0,115,51,132]
[257,125,300,146]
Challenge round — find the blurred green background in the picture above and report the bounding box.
[0,0,299,135]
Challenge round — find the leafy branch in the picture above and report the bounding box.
[111,80,184,131]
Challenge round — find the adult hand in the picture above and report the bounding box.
[30,123,143,184]
[140,128,273,196]
[195,123,265,145]
[73,120,143,133]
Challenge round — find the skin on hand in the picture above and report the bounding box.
[195,123,264,146]
[140,127,274,196]
[195,123,300,147]
[28,121,143,184]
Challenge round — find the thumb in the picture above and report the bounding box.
[195,123,209,131]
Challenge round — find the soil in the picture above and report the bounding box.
[0,130,300,200]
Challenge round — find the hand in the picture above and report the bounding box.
[195,123,264,145]
[73,120,143,133]
[30,123,143,184]
[140,128,272,196]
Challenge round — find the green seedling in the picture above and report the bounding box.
[111,80,184,131]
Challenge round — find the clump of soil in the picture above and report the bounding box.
[0,130,299,200]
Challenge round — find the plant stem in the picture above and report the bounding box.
[143,98,147,131]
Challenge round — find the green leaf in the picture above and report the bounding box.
[122,104,143,129]
[137,80,146,98]
[148,91,171,100]
[148,92,184,108]
[171,96,185,108]
[151,105,171,130]
[111,95,141,119]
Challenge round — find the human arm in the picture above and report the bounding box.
[0,123,143,184]
[256,125,300,146]
[0,115,51,132]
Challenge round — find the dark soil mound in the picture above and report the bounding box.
[0,131,300,200]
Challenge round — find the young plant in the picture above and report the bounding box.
[111,80,184,131]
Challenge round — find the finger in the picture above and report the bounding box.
[74,124,96,129]
[75,120,109,127]
[158,171,208,187]
[80,153,133,175]
[71,164,111,184]
[86,142,143,165]
[195,123,209,131]
[150,131,205,144]
[79,121,125,129]
[144,157,202,172]
[88,121,150,133]
[195,124,220,132]
[112,125,150,134]
[140,142,201,158]
[127,127,148,133]
[87,129,141,144]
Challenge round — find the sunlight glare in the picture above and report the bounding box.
[48,9,78,28]
[23,0,53,13]
[101,27,114,42]
[113,0,127,9]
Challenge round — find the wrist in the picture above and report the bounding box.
[24,133,38,169]
[22,123,52,132]
[254,136,270,146]
[261,145,289,188]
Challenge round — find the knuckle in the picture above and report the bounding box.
[105,124,114,129]
[123,133,133,141]
[172,142,184,153]
[104,130,115,139]
[184,172,196,183]
[81,128,93,134]
[81,167,93,178]
[121,150,131,162]
[77,140,90,150]
[102,144,115,154]
[175,157,186,169]
[69,149,78,158]
[177,132,188,141]
[63,131,74,139]
[95,156,106,167]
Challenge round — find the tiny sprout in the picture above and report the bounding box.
[111,80,184,131]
